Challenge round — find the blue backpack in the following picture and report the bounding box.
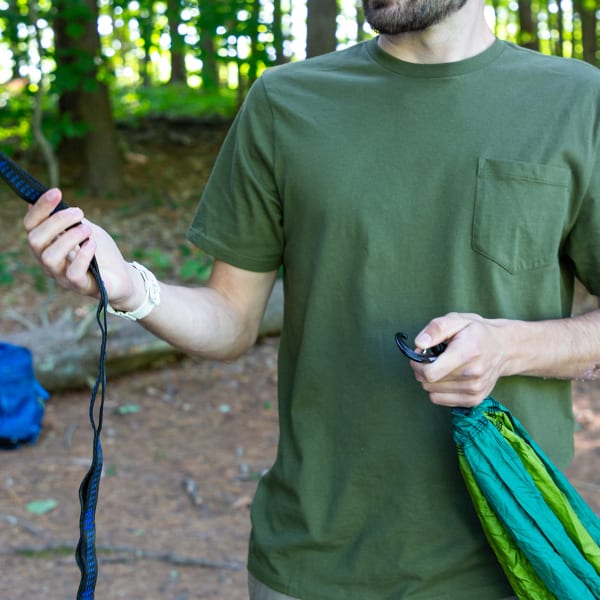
[0,342,49,448]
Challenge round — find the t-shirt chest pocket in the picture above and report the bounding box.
[472,158,571,274]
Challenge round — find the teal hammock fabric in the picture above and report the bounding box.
[452,398,600,600]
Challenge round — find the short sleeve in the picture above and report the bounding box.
[565,145,600,296]
[186,78,283,272]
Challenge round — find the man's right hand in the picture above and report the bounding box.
[24,188,279,361]
[23,187,143,309]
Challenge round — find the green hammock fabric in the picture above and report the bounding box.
[452,398,600,600]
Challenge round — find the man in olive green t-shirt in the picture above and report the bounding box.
[24,0,600,598]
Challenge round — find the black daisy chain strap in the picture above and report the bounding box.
[0,151,107,599]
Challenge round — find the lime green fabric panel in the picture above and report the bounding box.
[457,452,555,600]
[492,412,600,572]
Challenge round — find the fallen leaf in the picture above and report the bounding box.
[26,498,58,515]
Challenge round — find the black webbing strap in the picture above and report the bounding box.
[0,152,107,599]
[75,257,107,599]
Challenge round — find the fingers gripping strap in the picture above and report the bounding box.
[0,152,107,599]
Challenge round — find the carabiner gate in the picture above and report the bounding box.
[395,332,447,364]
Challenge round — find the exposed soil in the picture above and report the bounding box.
[1,123,599,600]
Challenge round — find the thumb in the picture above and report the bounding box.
[414,312,479,350]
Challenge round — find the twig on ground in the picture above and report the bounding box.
[2,542,244,571]
[64,420,78,448]
[74,308,99,341]
[0,514,46,538]
[4,309,37,330]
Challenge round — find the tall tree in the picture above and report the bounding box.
[272,0,287,65]
[574,0,598,66]
[355,0,367,43]
[517,0,538,51]
[306,0,337,58]
[53,0,123,194]
[137,1,155,86]
[198,1,219,90]
[166,0,187,83]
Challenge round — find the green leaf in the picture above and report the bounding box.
[116,404,141,415]
[26,499,59,515]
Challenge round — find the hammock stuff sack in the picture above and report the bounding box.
[452,398,600,600]
[0,342,49,448]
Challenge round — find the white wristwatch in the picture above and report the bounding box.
[107,262,161,321]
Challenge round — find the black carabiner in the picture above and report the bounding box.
[395,332,447,364]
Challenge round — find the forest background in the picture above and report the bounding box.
[0,0,598,195]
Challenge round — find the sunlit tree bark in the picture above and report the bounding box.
[306,0,337,58]
[517,0,538,50]
[167,0,186,83]
[574,0,598,66]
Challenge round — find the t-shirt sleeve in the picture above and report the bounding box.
[565,140,600,297]
[186,78,283,272]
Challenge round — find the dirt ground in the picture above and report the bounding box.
[1,123,600,600]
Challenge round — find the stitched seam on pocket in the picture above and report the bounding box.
[478,157,570,188]
[492,175,568,187]
[472,158,569,274]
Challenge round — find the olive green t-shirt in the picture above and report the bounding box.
[187,39,600,599]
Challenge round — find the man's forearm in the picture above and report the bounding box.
[500,308,600,381]
[137,283,251,359]
[113,261,278,361]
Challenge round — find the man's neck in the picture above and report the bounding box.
[377,1,495,64]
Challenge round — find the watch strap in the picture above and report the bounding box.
[107,262,160,321]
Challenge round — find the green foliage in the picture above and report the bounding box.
[0,246,51,293]
[0,0,598,156]
[179,243,213,282]
[112,84,239,121]
[0,253,16,285]
[131,243,213,283]
[0,84,35,149]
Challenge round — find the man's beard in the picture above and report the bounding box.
[363,0,469,34]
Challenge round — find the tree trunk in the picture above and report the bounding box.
[517,0,538,51]
[574,0,598,66]
[167,0,187,84]
[199,3,219,90]
[247,0,261,86]
[54,4,85,163]
[139,6,154,86]
[555,0,564,57]
[272,0,288,65]
[79,82,123,195]
[355,0,366,43]
[306,0,337,58]
[53,0,123,195]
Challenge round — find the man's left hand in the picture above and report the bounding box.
[410,313,509,407]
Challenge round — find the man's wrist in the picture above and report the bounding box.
[107,262,161,321]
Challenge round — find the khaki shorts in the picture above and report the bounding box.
[248,573,298,599]
[248,573,517,600]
